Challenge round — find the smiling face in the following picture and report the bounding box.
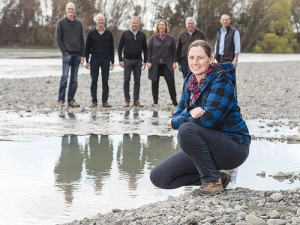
[158,21,166,34]
[65,3,75,19]
[220,15,231,29]
[186,19,196,33]
[96,14,105,28]
[130,18,139,32]
[188,46,214,78]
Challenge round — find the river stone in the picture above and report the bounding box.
[270,193,284,202]
[246,215,268,225]
[269,210,281,219]
[297,208,300,216]
[267,219,286,225]
[292,217,300,224]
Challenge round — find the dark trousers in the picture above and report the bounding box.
[180,60,189,79]
[152,63,177,105]
[90,56,110,103]
[123,58,142,102]
[150,122,249,189]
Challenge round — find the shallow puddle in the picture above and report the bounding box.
[1,134,300,225]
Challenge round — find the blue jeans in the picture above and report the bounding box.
[123,58,142,102]
[58,53,81,102]
[150,122,249,189]
[180,60,189,79]
[90,56,110,103]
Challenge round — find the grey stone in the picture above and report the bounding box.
[269,210,281,219]
[267,219,286,225]
[246,215,268,225]
[270,193,284,202]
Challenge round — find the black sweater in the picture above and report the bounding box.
[118,30,147,62]
[85,28,114,64]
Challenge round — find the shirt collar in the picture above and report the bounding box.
[130,28,139,35]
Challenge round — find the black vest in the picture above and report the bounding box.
[216,25,236,62]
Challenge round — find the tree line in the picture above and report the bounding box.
[0,0,299,53]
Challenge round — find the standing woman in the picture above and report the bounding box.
[147,19,178,106]
[150,40,250,196]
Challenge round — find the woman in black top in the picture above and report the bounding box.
[147,19,178,106]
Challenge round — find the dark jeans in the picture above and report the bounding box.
[123,58,142,102]
[180,60,189,79]
[58,53,81,102]
[150,122,249,189]
[90,56,110,103]
[152,63,177,105]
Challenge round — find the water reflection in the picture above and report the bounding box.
[85,135,113,194]
[54,135,84,204]
[117,134,145,190]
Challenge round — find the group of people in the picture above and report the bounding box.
[55,2,240,109]
[56,2,250,196]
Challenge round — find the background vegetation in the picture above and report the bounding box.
[0,0,299,53]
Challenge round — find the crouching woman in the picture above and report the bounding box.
[150,40,251,195]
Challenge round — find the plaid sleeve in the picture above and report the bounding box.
[171,76,235,130]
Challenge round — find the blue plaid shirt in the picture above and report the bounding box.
[171,63,251,145]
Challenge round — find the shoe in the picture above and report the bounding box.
[102,102,111,108]
[220,171,231,188]
[133,101,143,107]
[68,100,80,108]
[56,100,64,108]
[124,101,130,107]
[90,102,97,108]
[192,178,223,196]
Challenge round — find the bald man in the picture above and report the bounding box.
[56,2,85,108]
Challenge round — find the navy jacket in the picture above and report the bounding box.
[171,63,251,145]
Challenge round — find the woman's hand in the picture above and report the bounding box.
[189,107,205,119]
[147,62,152,69]
[173,62,177,70]
[167,118,173,128]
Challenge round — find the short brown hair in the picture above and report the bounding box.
[187,40,213,58]
[155,19,170,33]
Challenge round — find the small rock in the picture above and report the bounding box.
[269,210,281,219]
[270,193,284,202]
[267,219,286,225]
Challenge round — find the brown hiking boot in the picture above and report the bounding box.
[90,102,97,108]
[56,100,64,108]
[133,101,144,107]
[68,100,80,108]
[102,102,111,108]
[192,178,223,196]
[221,171,231,188]
[124,101,130,107]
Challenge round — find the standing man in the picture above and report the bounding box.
[177,17,207,79]
[56,2,85,108]
[213,14,240,67]
[86,13,114,108]
[118,16,147,107]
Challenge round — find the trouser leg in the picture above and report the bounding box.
[162,64,177,106]
[100,58,110,103]
[68,54,80,102]
[132,60,142,102]
[177,123,249,183]
[90,56,100,102]
[123,59,132,102]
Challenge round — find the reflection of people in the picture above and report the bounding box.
[147,19,178,106]
[86,14,114,108]
[118,16,147,107]
[177,17,206,79]
[151,40,250,196]
[56,2,85,108]
[54,135,84,203]
[85,135,113,193]
[143,136,179,168]
[117,134,145,190]
[213,14,240,68]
